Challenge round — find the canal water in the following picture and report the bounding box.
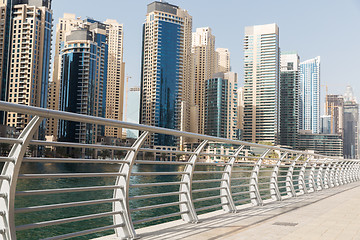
[15,162,271,239]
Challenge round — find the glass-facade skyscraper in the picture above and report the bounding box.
[58,22,108,144]
[204,72,238,140]
[279,52,300,148]
[300,56,320,133]
[243,23,280,144]
[343,101,359,159]
[140,1,192,147]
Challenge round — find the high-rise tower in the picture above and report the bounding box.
[192,27,215,135]
[279,52,300,148]
[49,15,125,141]
[46,13,82,139]
[6,0,52,135]
[204,72,238,140]
[140,1,192,147]
[0,0,12,117]
[300,56,320,133]
[104,19,125,139]
[215,48,230,73]
[58,23,108,144]
[243,23,280,144]
[325,94,344,136]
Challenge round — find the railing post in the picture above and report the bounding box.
[179,140,208,223]
[355,162,360,181]
[270,152,288,201]
[316,161,325,191]
[221,145,244,213]
[308,160,317,192]
[342,161,351,184]
[113,131,149,239]
[348,161,356,183]
[286,154,301,197]
[323,160,331,189]
[0,116,43,240]
[329,161,338,188]
[338,161,346,185]
[250,149,270,206]
[298,156,311,195]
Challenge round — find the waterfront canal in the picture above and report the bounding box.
[15,162,274,239]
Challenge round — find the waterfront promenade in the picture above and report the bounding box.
[97,181,360,240]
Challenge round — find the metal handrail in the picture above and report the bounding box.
[0,101,357,240]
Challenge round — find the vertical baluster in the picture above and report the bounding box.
[179,140,208,223]
[250,149,270,206]
[221,145,244,213]
[270,152,288,201]
[113,131,149,239]
[0,116,43,240]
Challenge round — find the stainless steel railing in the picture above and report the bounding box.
[0,101,358,240]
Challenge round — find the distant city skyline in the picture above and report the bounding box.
[52,0,360,105]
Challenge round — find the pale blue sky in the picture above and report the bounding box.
[52,0,360,105]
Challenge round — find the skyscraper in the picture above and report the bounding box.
[58,22,108,144]
[344,85,356,102]
[343,86,359,159]
[48,15,125,141]
[192,27,215,135]
[320,115,332,134]
[46,13,82,139]
[104,19,125,139]
[279,52,300,148]
[140,1,192,146]
[215,48,230,73]
[5,0,52,135]
[243,23,280,144]
[0,0,12,116]
[343,101,359,159]
[237,87,244,139]
[204,72,238,140]
[325,94,344,136]
[300,56,320,133]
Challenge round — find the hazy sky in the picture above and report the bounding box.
[52,0,360,106]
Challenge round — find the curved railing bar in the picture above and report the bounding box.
[298,156,311,195]
[286,154,301,197]
[113,131,149,239]
[180,140,208,223]
[0,116,43,239]
[221,145,245,212]
[270,151,288,201]
[250,149,271,206]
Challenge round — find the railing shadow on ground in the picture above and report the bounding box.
[133,183,360,240]
[0,101,358,240]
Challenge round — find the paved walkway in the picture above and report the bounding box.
[96,181,360,240]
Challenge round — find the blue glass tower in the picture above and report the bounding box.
[140,1,192,146]
[58,23,108,144]
[300,56,320,134]
[204,72,238,140]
